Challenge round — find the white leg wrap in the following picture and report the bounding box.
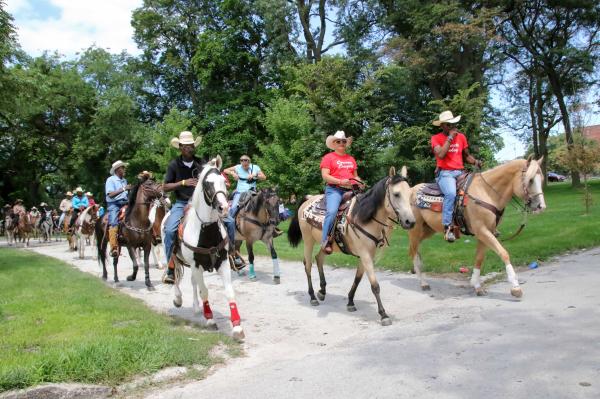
[470,268,481,289]
[273,258,280,277]
[505,264,519,288]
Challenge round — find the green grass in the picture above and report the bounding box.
[245,180,600,273]
[0,249,237,392]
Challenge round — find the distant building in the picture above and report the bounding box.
[582,124,600,145]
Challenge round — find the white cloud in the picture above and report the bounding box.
[7,0,142,57]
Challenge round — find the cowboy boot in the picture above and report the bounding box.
[163,254,176,284]
[109,227,119,257]
[444,225,456,243]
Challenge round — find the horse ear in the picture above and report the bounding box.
[215,155,223,170]
[400,165,408,178]
[526,154,533,165]
[537,155,544,164]
[388,166,396,176]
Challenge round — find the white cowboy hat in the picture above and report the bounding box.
[65,191,73,197]
[325,130,353,150]
[110,160,129,175]
[74,187,84,194]
[85,192,93,196]
[432,110,461,126]
[170,131,202,149]
[40,202,47,207]
[31,206,37,210]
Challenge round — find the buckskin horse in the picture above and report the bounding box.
[162,156,245,340]
[96,173,163,290]
[288,167,416,326]
[408,157,546,298]
[232,187,282,282]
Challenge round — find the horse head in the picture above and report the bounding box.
[386,166,416,230]
[521,156,546,213]
[259,187,281,224]
[197,156,229,218]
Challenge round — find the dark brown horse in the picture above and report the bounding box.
[96,174,163,289]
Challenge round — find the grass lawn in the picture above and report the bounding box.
[0,249,237,392]
[245,180,600,273]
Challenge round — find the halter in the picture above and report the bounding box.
[201,168,228,208]
[238,190,280,240]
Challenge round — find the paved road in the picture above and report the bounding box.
[146,248,600,399]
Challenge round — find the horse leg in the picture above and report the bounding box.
[303,236,319,306]
[172,258,183,308]
[471,240,487,296]
[347,260,365,312]
[112,255,119,283]
[193,266,216,328]
[126,246,139,282]
[363,256,391,326]
[315,250,327,301]
[269,240,280,284]
[218,261,244,340]
[476,230,522,298]
[78,233,85,259]
[190,267,201,314]
[409,226,434,290]
[143,244,154,289]
[247,241,256,280]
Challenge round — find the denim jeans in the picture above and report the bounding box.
[107,200,128,227]
[163,200,187,263]
[436,169,463,227]
[321,185,345,245]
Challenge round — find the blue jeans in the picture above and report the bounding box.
[321,186,345,245]
[224,191,241,247]
[107,200,128,227]
[436,170,463,227]
[164,200,187,263]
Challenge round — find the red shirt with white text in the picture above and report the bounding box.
[431,132,468,170]
[320,152,357,181]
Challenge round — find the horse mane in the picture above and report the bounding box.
[246,190,265,216]
[125,182,141,222]
[354,175,404,224]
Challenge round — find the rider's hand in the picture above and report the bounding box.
[449,128,458,139]
[340,179,351,186]
[475,159,483,169]
[186,178,198,187]
[124,184,133,191]
[232,173,239,181]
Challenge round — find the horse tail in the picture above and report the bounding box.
[287,197,308,248]
[95,219,106,267]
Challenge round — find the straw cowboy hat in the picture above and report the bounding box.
[74,187,84,194]
[85,192,93,197]
[325,130,353,150]
[40,202,48,207]
[432,110,461,126]
[171,131,202,149]
[110,160,129,175]
[65,191,73,197]
[15,199,23,204]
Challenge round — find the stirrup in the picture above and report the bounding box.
[444,226,456,243]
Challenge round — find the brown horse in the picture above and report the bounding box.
[408,158,546,298]
[232,187,282,282]
[16,211,33,246]
[288,167,416,326]
[96,174,163,289]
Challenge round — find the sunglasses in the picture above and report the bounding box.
[334,139,347,144]
[240,159,250,162]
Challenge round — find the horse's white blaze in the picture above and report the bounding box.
[470,268,481,289]
[505,264,519,288]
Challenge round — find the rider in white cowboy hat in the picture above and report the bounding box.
[85,192,96,207]
[320,130,364,254]
[58,191,73,229]
[105,160,133,256]
[69,187,89,229]
[162,131,205,283]
[431,110,482,242]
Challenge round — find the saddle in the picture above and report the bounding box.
[416,172,474,236]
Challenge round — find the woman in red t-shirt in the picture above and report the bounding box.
[319,130,363,254]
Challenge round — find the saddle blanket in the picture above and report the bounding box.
[302,195,350,234]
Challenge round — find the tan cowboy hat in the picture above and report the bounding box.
[40,202,47,207]
[110,160,129,175]
[31,206,37,210]
[74,187,83,194]
[325,130,353,150]
[432,110,461,126]
[85,192,93,197]
[15,199,23,204]
[170,131,202,149]
[65,191,73,197]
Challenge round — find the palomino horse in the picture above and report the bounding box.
[96,174,163,289]
[162,157,245,340]
[64,209,76,250]
[232,187,282,282]
[288,167,416,326]
[74,205,99,259]
[16,211,33,247]
[29,210,41,240]
[408,158,546,298]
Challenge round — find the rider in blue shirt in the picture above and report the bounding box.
[105,160,132,257]
[68,187,89,230]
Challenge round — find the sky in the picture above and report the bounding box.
[7,0,596,162]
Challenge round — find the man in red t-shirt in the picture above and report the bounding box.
[431,111,482,242]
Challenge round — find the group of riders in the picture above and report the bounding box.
[3,109,479,275]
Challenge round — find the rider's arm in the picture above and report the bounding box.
[256,171,266,181]
[463,148,482,167]
[322,168,346,185]
[223,166,239,180]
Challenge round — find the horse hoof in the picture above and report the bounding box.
[114,278,119,283]
[146,285,155,291]
[237,270,246,277]
[421,284,431,291]
[206,319,217,329]
[381,317,392,326]
[249,273,257,281]
[310,299,319,306]
[102,275,107,281]
[126,275,136,281]
[232,326,245,341]
[347,305,357,312]
[173,298,182,308]
[475,287,487,296]
[273,276,280,284]
[511,287,523,298]
[317,291,325,301]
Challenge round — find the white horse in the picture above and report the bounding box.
[74,205,98,259]
[161,156,245,340]
[40,210,53,242]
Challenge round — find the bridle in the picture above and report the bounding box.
[123,179,164,234]
[240,190,280,239]
[201,168,228,208]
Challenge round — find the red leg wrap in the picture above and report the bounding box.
[203,301,213,319]
[229,302,241,326]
